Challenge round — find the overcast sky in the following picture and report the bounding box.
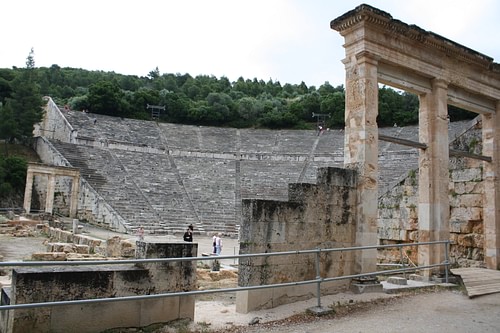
[2,0,498,87]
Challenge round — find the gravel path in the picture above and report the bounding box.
[228,290,500,333]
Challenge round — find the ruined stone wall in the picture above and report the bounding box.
[449,122,484,267]
[6,242,197,333]
[35,137,129,232]
[35,97,75,143]
[236,167,357,313]
[377,121,485,267]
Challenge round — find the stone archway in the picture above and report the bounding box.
[23,163,80,218]
[331,4,500,271]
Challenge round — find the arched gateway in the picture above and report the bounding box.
[331,4,500,271]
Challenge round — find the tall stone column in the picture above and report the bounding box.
[418,79,450,276]
[344,51,379,273]
[23,170,34,214]
[69,175,80,218]
[482,105,500,269]
[45,174,56,214]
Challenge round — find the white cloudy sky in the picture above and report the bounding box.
[2,0,498,87]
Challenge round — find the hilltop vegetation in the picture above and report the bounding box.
[1,63,475,131]
[0,50,476,207]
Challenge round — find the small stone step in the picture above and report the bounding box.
[387,276,408,285]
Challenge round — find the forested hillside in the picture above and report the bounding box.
[0,51,476,207]
[1,65,475,131]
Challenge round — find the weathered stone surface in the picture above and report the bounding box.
[11,241,197,332]
[237,167,357,313]
[31,252,67,261]
[387,276,407,285]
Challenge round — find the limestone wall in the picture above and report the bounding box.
[377,121,485,267]
[35,137,130,232]
[236,167,357,313]
[6,242,197,333]
[35,97,75,143]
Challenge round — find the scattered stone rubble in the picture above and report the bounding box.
[0,214,136,262]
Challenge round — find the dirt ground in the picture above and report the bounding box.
[1,229,500,333]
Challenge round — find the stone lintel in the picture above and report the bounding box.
[332,4,500,102]
[331,4,493,67]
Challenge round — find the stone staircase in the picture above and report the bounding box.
[49,140,163,233]
[44,108,473,236]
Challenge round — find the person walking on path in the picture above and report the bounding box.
[137,226,144,241]
[212,234,217,254]
[215,233,222,255]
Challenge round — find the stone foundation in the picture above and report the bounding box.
[2,241,197,333]
[237,167,358,313]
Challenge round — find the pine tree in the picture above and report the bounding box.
[2,48,44,145]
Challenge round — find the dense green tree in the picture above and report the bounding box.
[0,69,15,105]
[321,91,345,128]
[87,80,125,116]
[206,92,236,124]
[126,87,160,118]
[148,67,160,80]
[159,90,191,123]
[0,104,18,145]
[1,48,44,144]
[265,79,282,96]
[0,156,27,198]
[236,97,263,123]
[67,95,89,111]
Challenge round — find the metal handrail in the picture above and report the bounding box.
[0,240,451,311]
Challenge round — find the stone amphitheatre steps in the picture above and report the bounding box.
[47,109,473,236]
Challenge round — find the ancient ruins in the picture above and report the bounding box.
[2,3,500,332]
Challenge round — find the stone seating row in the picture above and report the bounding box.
[53,110,473,235]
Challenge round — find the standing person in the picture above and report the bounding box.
[137,226,144,241]
[215,233,222,255]
[212,234,217,254]
[183,225,193,242]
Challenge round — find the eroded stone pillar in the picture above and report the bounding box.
[418,79,450,276]
[45,174,56,214]
[23,170,34,214]
[482,105,500,269]
[69,175,80,218]
[344,51,379,273]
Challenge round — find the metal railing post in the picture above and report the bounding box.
[444,240,450,283]
[399,246,406,279]
[315,248,321,308]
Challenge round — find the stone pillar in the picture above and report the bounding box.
[69,175,80,218]
[417,79,450,276]
[343,51,379,273]
[45,174,56,214]
[135,241,198,321]
[482,105,500,270]
[23,170,34,214]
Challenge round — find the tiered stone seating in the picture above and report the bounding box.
[195,126,238,152]
[49,140,160,232]
[112,150,198,233]
[239,128,280,153]
[314,130,345,154]
[240,160,303,201]
[65,111,162,148]
[272,130,318,154]
[50,107,473,236]
[175,156,237,233]
[158,123,202,150]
